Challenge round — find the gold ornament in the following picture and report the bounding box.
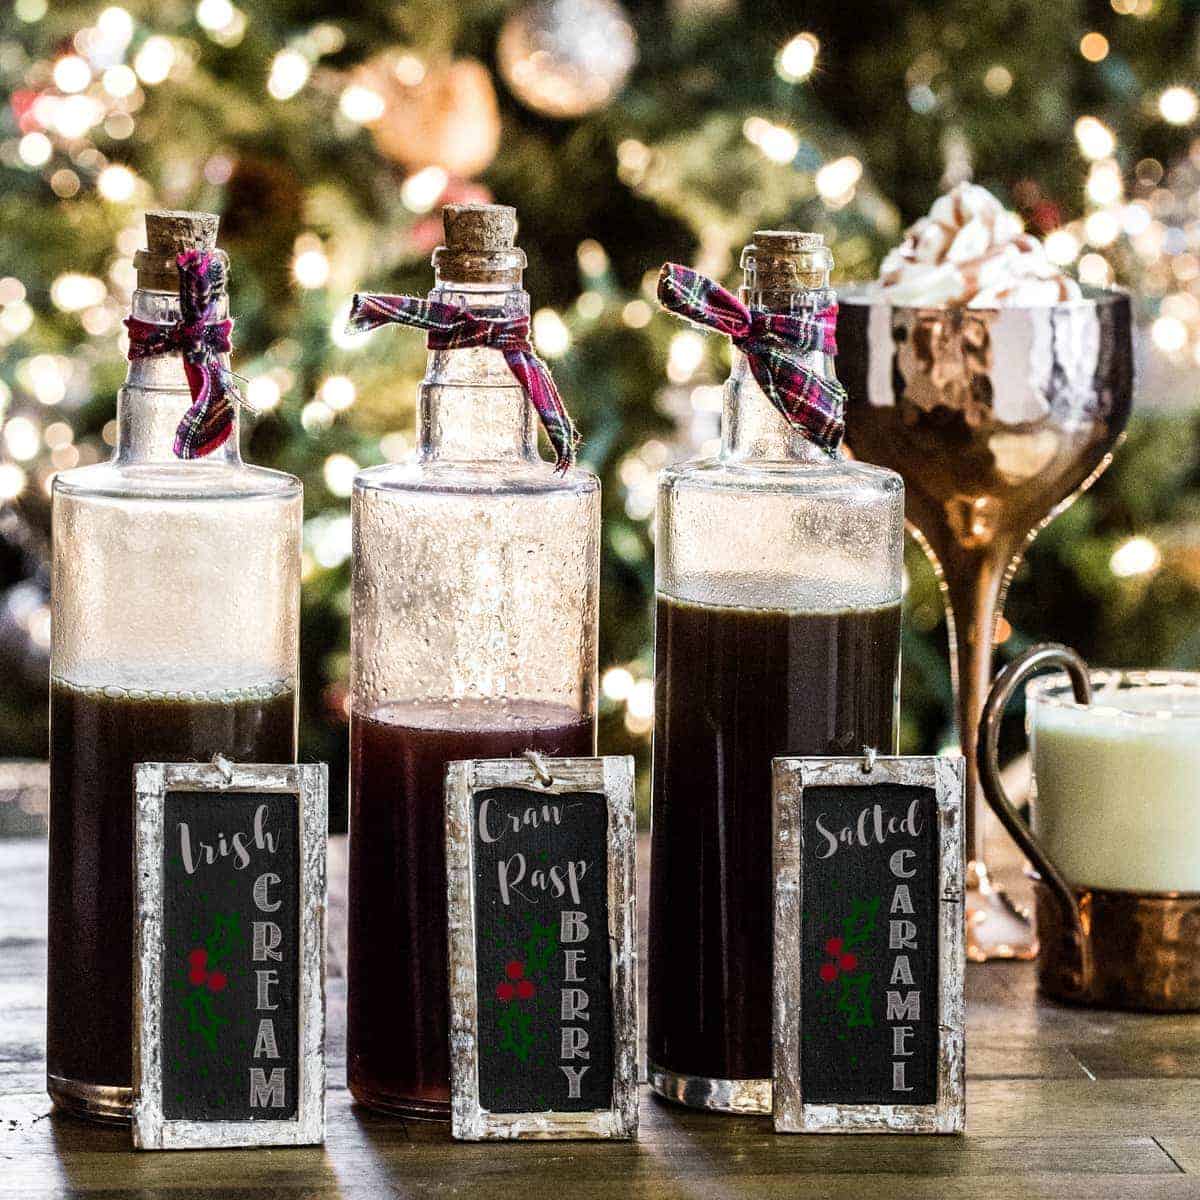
[498,0,637,119]
[355,55,501,177]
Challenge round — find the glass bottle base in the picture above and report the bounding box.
[347,1079,449,1122]
[47,1074,132,1123]
[648,1063,772,1114]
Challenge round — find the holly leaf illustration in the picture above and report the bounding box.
[205,912,243,968]
[835,972,874,1029]
[497,1003,534,1062]
[841,897,880,951]
[523,918,556,976]
[182,990,230,1052]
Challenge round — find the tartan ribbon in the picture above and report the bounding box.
[347,292,579,473]
[656,263,846,453]
[124,249,242,459]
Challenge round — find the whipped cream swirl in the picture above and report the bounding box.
[878,183,1082,307]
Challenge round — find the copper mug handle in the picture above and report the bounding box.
[977,643,1094,993]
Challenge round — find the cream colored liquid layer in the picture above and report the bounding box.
[1031,690,1200,892]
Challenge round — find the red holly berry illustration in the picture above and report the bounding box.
[819,937,862,983]
[497,959,537,1003]
[187,947,208,985]
[185,923,237,991]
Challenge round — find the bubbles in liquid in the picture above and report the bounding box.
[53,670,294,706]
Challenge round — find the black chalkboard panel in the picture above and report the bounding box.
[471,787,613,1114]
[801,782,938,1106]
[160,790,299,1121]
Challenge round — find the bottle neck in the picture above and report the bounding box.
[115,288,241,466]
[720,282,837,466]
[417,276,538,465]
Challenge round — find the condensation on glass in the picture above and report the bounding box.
[347,204,599,1119]
[47,211,301,1122]
[648,232,905,1113]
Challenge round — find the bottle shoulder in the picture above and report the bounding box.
[353,459,600,499]
[659,453,904,498]
[52,459,302,503]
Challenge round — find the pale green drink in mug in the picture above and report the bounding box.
[1029,670,1200,893]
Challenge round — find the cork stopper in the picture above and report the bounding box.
[442,204,518,252]
[432,203,526,285]
[741,229,832,291]
[752,230,824,254]
[134,210,226,291]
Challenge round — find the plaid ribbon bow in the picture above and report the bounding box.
[656,263,846,454]
[347,293,579,473]
[125,249,242,459]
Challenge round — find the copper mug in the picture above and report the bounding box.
[979,644,1200,1010]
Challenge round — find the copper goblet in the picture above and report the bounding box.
[838,288,1134,961]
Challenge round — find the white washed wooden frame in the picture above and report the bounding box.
[132,760,328,1150]
[772,755,965,1134]
[446,755,638,1140]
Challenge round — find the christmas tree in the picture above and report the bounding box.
[2,0,1199,822]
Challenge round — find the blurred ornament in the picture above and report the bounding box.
[1031,199,1062,233]
[497,0,637,119]
[9,89,36,128]
[354,55,500,177]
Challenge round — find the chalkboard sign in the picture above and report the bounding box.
[772,755,965,1135]
[446,755,637,1140]
[132,760,327,1150]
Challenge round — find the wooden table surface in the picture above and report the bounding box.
[3,833,1200,1199]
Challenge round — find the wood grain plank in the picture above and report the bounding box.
[2,1175,1198,1200]
[968,1079,1200,1137]
[1068,1032,1200,1080]
[1154,1138,1200,1174]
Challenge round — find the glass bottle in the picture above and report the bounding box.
[647,232,905,1113]
[46,211,301,1122]
[347,204,599,1119]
